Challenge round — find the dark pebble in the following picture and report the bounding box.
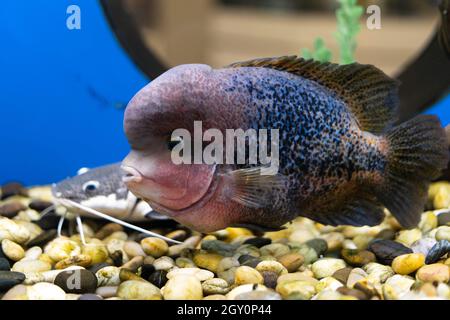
[54,269,98,294]
[36,214,63,230]
[332,267,353,285]
[111,251,123,266]
[0,271,25,292]
[0,244,6,259]
[148,270,168,288]
[337,287,368,300]
[243,237,272,248]
[238,255,262,268]
[78,294,103,300]
[375,229,396,240]
[306,239,328,256]
[140,264,156,281]
[89,262,112,274]
[0,258,11,271]
[425,240,450,264]
[261,271,278,289]
[0,202,27,218]
[437,212,450,226]
[27,229,57,247]
[367,240,412,265]
[28,200,53,212]
[201,240,237,257]
[1,182,27,200]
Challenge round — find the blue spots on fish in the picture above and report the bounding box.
[221,67,389,209]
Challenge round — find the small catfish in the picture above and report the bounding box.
[51,163,163,221]
[51,163,179,244]
[121,56,449,233]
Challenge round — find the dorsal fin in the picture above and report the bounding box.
[227,56,400,134]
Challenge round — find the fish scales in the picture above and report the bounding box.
[214,67,386,224]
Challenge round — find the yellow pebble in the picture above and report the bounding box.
[1,239,25,261]
[391,253,425,275]
[224,228,253,241]
[38,253,54,265]
[193,252,224,273]
[234,266,264,285]
[140,237,168,258]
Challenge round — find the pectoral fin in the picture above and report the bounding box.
[223,167,287,209]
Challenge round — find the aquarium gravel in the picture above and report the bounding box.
[0,182,449,300]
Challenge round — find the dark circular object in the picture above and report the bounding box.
[0,182,27,200]
[140,264,156,281]
[36,214,63,230]
[111,250,123,266]
[0,271,25,292]
[305,238,328,256]
[54,269,98,294]
[147,270,168,288]
[27,229,57,247]
[243,237,272,248]
[425,240,450,264]
[261,271,278,289]
[28,200,53,212]
[237,254,262,268]
[367,239,413,265]
[0,258,11,271]
[0,202,27,218]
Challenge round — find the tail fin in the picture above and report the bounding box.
[375,115,449,228]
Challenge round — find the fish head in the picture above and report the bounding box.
[122,64,258,232]
[52,163,133,218]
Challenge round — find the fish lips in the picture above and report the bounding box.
[121,162,217,214]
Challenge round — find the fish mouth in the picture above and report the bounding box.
[122,163,219,217]
[121,165,144,183]
[144,170,220,218]
[50,183,63,199]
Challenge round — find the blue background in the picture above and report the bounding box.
[0,0,149,186]
[0,1,448,186]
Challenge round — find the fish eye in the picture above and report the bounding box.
[82,180,100,192]
[167,136,183,151]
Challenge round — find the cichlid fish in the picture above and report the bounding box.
[121,56,449,233]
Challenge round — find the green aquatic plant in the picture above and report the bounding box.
[335,0,364,64]
[302,0,363,64]
[301,38,332,63]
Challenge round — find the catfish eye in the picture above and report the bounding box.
[82,181,100,192]
[167,136,183,151]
